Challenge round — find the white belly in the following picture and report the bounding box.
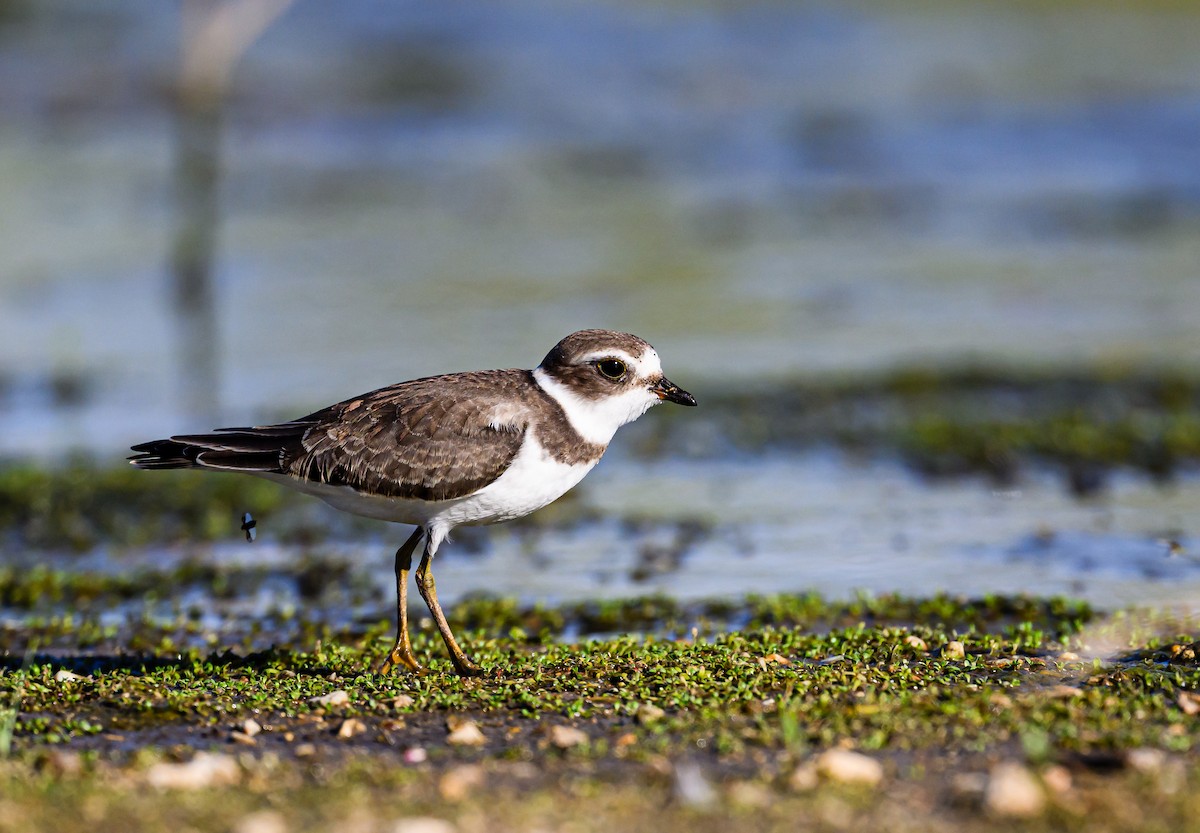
[258,433,599,532]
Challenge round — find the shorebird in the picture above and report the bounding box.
[130,330,696,676]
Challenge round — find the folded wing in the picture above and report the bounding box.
[129,370,534,502]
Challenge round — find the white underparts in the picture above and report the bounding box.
[258,431,596,549]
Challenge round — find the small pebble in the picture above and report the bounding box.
[815,749,884,787]
[446,720,486,747]
[230,731,258,746]
[614,732,637,750]
[1041,765,1072,795]
[644,756,673,778]
[392,694,416,709]
[1048,685,1083,699]
[438,764,485,802]
[242,718,263,738]
[390,819,457,833]
[903,635,927,651]
[1169,643,1196,661]
[1126,748,1166,773]
[146,753,240,790]
[54,669,84,683]
[549,725,589,749]
[232,810,286,833]
[308,690,350,708]
[984,762,1045,818]
[1177,692,1200,716]
[294,743,316,758]
[337,718,367,739]
[403,747,428,764]
[787,762,819,792]
[943,641,966,659]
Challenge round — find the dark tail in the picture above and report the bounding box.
[129,424,310,473]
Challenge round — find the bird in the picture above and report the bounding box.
[129,329,697,677]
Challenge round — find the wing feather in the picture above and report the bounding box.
[130,370,537,501]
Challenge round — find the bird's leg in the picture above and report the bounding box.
[378,527,424,674]
[414,544,485,677]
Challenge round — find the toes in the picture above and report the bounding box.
[378,650,424,675]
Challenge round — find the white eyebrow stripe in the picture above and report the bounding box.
[577,347,662,379]
[578,349,638,365]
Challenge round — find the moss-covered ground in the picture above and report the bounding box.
[2,589,1200,833]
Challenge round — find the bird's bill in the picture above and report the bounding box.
[651,378,697,406]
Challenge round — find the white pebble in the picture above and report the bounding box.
[816,749,884,787]
[232,810,287,833]
[146,752,240,790]
[390,819,458,833]
[549,725,589,749]
[446,721,486,747]
[984,762,1045,818]
[943,641,966,659]
[308,690,350,707]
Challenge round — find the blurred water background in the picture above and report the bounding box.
[1,0,1199,616]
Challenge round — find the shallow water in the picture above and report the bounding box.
[2,1,1200,453]
[352,451,1200,611]
[7,451,1195,625]
[1,2,1198,613]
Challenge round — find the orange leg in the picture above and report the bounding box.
[414,544,485,677]
[378,528,424,674]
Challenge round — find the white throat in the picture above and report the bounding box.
[532,367,660,446]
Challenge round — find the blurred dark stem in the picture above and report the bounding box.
[170,0,294,424]
[171,84,222,425]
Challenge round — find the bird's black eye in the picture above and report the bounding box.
[596,358,626,380]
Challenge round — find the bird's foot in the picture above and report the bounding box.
[451,655,487,678]
[378,644,424,675]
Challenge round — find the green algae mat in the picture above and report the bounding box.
[3,593,1200,833]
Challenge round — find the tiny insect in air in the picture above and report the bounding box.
[241,512,257,543]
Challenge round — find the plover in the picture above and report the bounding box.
[130,329,696,677]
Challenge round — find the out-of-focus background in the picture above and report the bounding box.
[2,0,1199,620]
